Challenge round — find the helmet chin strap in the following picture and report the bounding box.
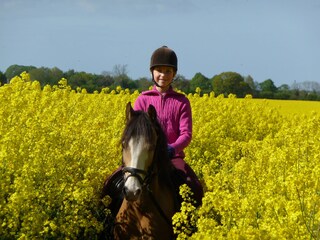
[152,77,162,88]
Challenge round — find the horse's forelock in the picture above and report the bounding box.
[122,111,156,147]
[121,110,170,169]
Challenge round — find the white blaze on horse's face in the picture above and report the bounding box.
[123,136,155,201]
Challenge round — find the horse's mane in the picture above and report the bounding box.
[121,109,173,183]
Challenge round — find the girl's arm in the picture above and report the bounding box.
[170,100,192,155]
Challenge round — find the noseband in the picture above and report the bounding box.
[122,166,151,186]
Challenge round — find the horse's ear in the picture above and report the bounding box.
[126,102,134,123]
[147,104,157,122]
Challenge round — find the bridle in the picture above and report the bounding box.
[121,132,172,226]
[122,166,152,187]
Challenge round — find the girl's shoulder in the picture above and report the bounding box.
[168,89,190,102]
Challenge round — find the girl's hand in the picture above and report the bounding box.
[167,145,175,158]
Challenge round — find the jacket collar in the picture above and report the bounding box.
[142,85,177,96]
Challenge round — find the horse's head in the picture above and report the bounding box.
[121,102,160,201]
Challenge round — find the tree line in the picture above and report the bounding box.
[1,64,320,100]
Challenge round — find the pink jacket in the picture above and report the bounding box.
[134,86,192,159]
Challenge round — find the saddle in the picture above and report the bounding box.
[101,169,124,217]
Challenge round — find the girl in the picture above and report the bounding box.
[134,46,203,206]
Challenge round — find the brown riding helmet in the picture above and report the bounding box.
[150,46,178,72]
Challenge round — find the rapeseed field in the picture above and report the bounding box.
[1,72,319,239]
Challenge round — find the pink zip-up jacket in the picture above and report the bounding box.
[134,85,192,159]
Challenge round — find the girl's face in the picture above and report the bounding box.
[152,66,176,92]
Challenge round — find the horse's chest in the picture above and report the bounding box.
[115,201,172,239]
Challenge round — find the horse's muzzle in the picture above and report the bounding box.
[122,167,148,201]
[123,185,142,201]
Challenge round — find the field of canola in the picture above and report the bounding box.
[1,72,320,239]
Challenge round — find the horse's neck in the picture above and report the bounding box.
[132,175,172,211]
[147,175,176,214]
[137,176,160,206]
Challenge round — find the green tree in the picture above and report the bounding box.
[172,74,190,93]
[259,79,277,92]
[244,75,259,97]
[275,84,290,99]
[212,71,252,97]
[68,71,96,92]
[64,69,76,80]
[258,79,277,98]
[0,71,7,85]
[29,67,64,86]
[190,73,211,93]
[96,74,115,90]
[5,64,36,80]
[135,77,153,92]
[305,91,319,101]
[278,84,290,91]
[51,67,64,82]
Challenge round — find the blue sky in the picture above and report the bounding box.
[0,0,319,87]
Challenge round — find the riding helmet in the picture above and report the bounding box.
[150,46,178,71]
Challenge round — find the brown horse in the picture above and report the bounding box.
[112,102,178,239]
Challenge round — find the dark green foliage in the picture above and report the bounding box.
[172,74,190,93]
[0,71,7,85]
[212,71,252,97]
[135,77,153,92]
[29,67,64,85]
[5,64,37,80]
[2,64,320,100]
[190,73,211,94]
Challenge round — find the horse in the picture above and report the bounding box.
[110,102,178,239]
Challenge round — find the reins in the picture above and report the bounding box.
[147,185,173,227]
